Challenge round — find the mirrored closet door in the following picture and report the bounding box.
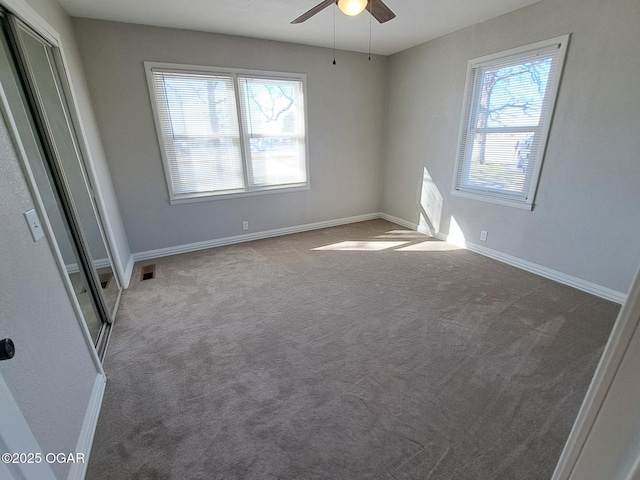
[0,10,121,356]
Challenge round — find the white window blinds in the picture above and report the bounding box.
[146,64,309,203]
[453,35,569,209]
[151,70,244,196]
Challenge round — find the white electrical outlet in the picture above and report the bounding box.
[242,221,249,231]
[480,230,488,241]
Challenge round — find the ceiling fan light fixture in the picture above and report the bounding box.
[337,0,368,17]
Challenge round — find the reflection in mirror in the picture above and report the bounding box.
[1,13,122,352]
[0,22,104,341]
[13,20,121,322]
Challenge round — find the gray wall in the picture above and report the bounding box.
[72,19,388,254]
[67,0,638,294]
[382,0,640,295]
[20,0,132,285]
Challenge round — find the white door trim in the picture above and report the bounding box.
[0,372,56,480]
[68,374,107,480]
[552,262,640,479]
[0,74,104,375]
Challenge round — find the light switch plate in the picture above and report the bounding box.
[24,209,44,242]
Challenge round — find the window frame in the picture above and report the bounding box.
[451,35,570,210]
[145,62,310,205]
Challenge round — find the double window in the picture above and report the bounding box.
[453,35,569,209]
[145,63,308,203]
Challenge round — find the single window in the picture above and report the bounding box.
[452,35,569,209]
[146,63,309,203]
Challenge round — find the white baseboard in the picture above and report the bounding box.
[122,254,135,289]
[94,258,111,269]
[379,212,419,231]
[65,258,114,275]
[130,211,626,304]
[65,262,79,274]
[67,373,106,480]
[0,374,57,480]
[463,240,626,304]
[381,213,626,304]
[132,213,381,262]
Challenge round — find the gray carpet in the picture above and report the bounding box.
[87,220,619,479]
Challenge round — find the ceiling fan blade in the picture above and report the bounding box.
[366,0,396,23]
[291,0,336,24]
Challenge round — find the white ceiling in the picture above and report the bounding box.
[57,0,541,56]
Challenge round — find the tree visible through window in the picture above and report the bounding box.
[239,77,307,188]
[146,64,308,203]
[453,36,569,208]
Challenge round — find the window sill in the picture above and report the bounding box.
[169,184,310,205]
[451,189,534,211]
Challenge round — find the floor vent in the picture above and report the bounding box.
[99,272,113,289]
[140,264,156,281]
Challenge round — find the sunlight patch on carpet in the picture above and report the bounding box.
[313,241,409,251]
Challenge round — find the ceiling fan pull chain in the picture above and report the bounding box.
[368,13,372,61]
[333,3,337,65]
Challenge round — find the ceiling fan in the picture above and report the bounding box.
[291,0,396,24]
